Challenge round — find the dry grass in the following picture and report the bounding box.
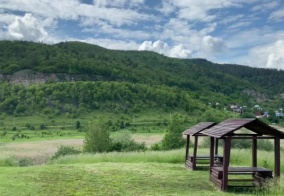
[0,139,83,165]
[0,134,163,166]
[132,134,163,146]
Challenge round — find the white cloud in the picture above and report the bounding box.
[202,36,225,53]
[7,13,48,42]
[249,40,284,69]
[83,22,152,40]
[157,2,176,15]
[94,0,145,8]
[84,38,140,50]
[138,40,192,58]
[269,8,284,21]
[227,21,251,30]
[0,0,152,27]
[252,1,279,12]
[219,14,244,25]
[165,0,234,22]
[225,28,276,49]
[170,44,192,58]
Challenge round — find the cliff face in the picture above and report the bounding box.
[242,89,267,101]
[0,70,105,85]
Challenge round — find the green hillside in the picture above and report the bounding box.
[0,40,283,123]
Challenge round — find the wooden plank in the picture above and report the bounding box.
[274,136,281,177]
[229,136,275,139]
[189,154,223,160]
[210,137,215,174]
[252,136,257,167]
[212,167,272,173]
[185,135,190,161]
[222,136,231,191]
[228,179,254,182]
[192,136,198,170]
[215,138,219,155]
[210,176,222,187]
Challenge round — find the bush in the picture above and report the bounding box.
[18,157,33,167]
[51,145,81,160]
[150,142,163,151]
[257,139,273,151]
[83,121,111,153]
[109,130,146,152]
[160,113,186,150]
[39,124,47,130]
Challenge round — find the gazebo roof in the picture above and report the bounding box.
[183,122,216,136]
[202,118,284,138]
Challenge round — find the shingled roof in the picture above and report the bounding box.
[202,118,284,138]
[183,122,216,136]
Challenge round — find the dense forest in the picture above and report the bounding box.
[0,40,284,122]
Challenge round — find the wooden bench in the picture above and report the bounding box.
[211,167,273,188]
[185,155,223,169]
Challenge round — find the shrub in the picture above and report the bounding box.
[160,113,186,150]
[150,142,163,151]
[257,139,273,151]
[75,121,81,129]
[83,121,111,153]
[109,130,146,152]
[51,145,81,160]
[18,157,33,167]
[39,124,47,130]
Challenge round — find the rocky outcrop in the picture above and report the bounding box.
[242,89,266,101]
[0,69,106,85]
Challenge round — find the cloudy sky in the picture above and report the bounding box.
[0,0,284,69]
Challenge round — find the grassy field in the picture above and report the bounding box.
[0,110,175,132]
[1,162,251,196]
[0,149,284,196]
[0,134,284,195]
[0,112,284,195]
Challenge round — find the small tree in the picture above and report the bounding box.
[75,121,81,130]
[83,121,111,153]
[161,113,186,150]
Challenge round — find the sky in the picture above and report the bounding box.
[0,0,284,69]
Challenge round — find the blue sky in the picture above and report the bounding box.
[0,0,284,69]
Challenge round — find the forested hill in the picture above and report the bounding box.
[191,59,284,94]
[0,40,283,118]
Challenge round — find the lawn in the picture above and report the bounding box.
[0,162,265,196]
[0,118,284,195]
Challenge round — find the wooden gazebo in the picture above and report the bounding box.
[202,118,284,191]
[183,122,223,170]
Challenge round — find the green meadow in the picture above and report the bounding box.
[1,137,284,195]
[0,112,284,195]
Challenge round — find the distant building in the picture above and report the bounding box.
[275,111,283,118]
[230,104,242,113]
[254,111,263,118]
[263,111,269,118]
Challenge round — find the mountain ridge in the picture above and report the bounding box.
[0,40,283,119]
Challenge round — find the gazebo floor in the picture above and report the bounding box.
[210,166,273,189]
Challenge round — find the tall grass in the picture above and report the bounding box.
[50,147,282,169]
[50,149,184,165]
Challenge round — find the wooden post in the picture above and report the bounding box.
[252,136,257,167]
[185,135,190,162]
[210,137,215,175]
[215,138,219,155]
[222,136,231,191]
[192,136,198,170]
[274,136,281,177]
